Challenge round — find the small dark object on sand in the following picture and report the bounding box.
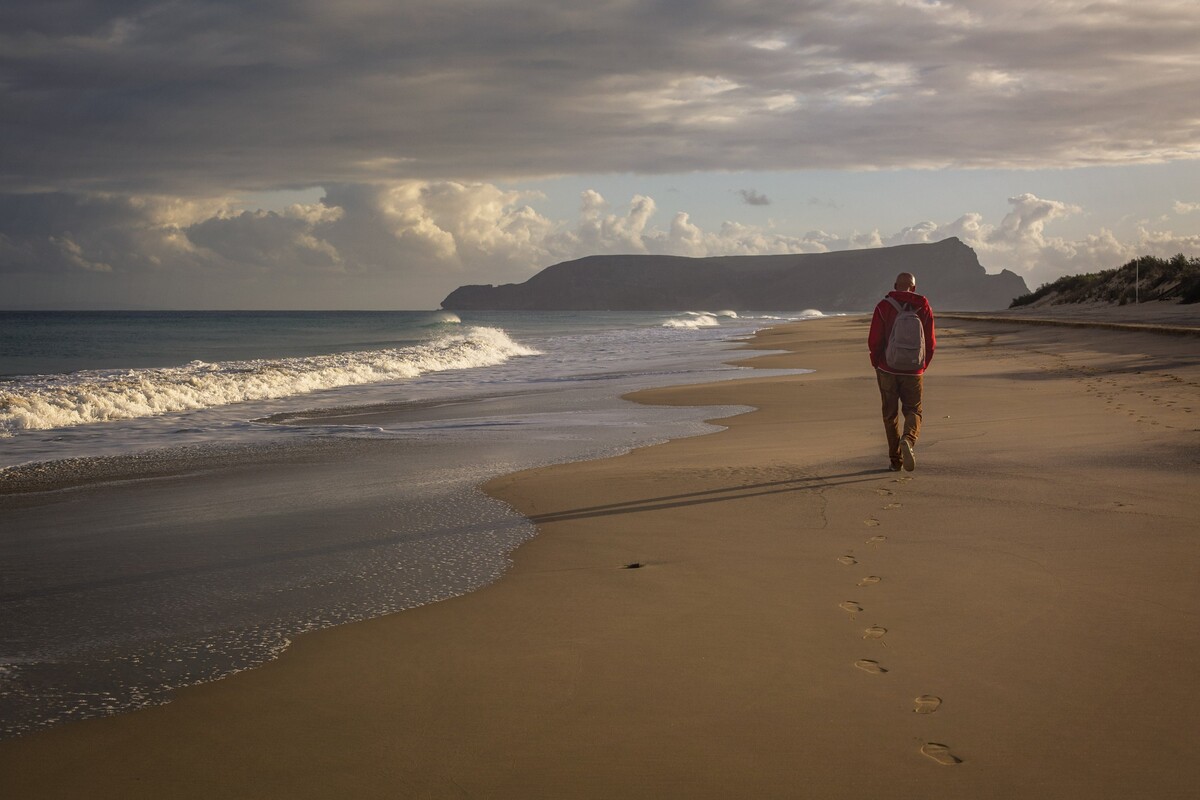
[623,562,643,569]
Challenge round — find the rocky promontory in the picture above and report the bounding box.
[442,238,1028,312]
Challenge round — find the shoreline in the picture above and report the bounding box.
[2,315,1198,798]
[0,321,781,741]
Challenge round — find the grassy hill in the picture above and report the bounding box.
[1011,254,1200,308]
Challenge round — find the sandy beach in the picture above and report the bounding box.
[2,313,1198,799]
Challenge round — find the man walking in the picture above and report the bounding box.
[868,272,936,471]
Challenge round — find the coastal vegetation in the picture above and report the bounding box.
[1010,254,1200,307]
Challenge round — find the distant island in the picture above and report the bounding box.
[442,238,1028,312]
[1010,254,1200,308]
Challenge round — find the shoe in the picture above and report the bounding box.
[900,439,916,472]
[889,463,902,472]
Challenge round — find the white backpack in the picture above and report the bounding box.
[883,297,925,371]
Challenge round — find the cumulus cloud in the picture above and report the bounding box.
[1175,201,1200,214]
[0,192,224,276]
[545,191,659,257]
[2,1,1199,194]
[186,204,346,272]
[866,193,1199,289]
[0,183,561,307]
[10,184,1194,307]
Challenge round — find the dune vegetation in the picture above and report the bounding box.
[1011,254,1200,307]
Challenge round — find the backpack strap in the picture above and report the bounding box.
[884,296,906,313]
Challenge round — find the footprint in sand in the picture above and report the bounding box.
[839,601,863,614]
[863,626,887,640]
[920,743,962,765]
[837,555,858,566]
[857,575,882,587]
[866,535,887,545]
[874,488,895,497]
[883,502,902,511]
[914,695,942,714]
[864,518,881,527]
[854,659,887,674]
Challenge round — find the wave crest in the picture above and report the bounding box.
[0,327,540,433]
[662,312,720,329]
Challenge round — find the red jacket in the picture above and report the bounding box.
[868,290,936,375]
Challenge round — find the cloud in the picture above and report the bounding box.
[186,204,346,272]
[544,190,659,257]
[738,189,771,206]
[0,192,225,276]
[2,1,1199,194]
[6,3,1197,309]
[0,183,561,308]
[11,184,1194,308]
[868,193,1200,288]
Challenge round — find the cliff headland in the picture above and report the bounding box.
[443,238,1028,311]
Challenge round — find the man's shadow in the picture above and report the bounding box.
[529,469,890,525]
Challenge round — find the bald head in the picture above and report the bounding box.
[894,272,916,291]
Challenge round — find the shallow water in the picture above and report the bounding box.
[0,309,820,738]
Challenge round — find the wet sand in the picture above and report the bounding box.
[2,314,1198,798]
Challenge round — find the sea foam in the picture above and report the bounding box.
[662,312,721,329]
[428,311,462,325]
[0,326,540,434]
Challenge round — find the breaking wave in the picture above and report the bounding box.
[662,312,721,329]
[0,327,540,434]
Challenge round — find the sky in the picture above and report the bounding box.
[3,0,1199,309]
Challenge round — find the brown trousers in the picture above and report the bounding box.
[876,369,923,466]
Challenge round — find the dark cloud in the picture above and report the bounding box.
[2,1,1197,194]
[3,2,1199,307]
[738,189,771,206]
[0,182,564,308]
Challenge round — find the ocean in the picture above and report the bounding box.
[0,308,820,738]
